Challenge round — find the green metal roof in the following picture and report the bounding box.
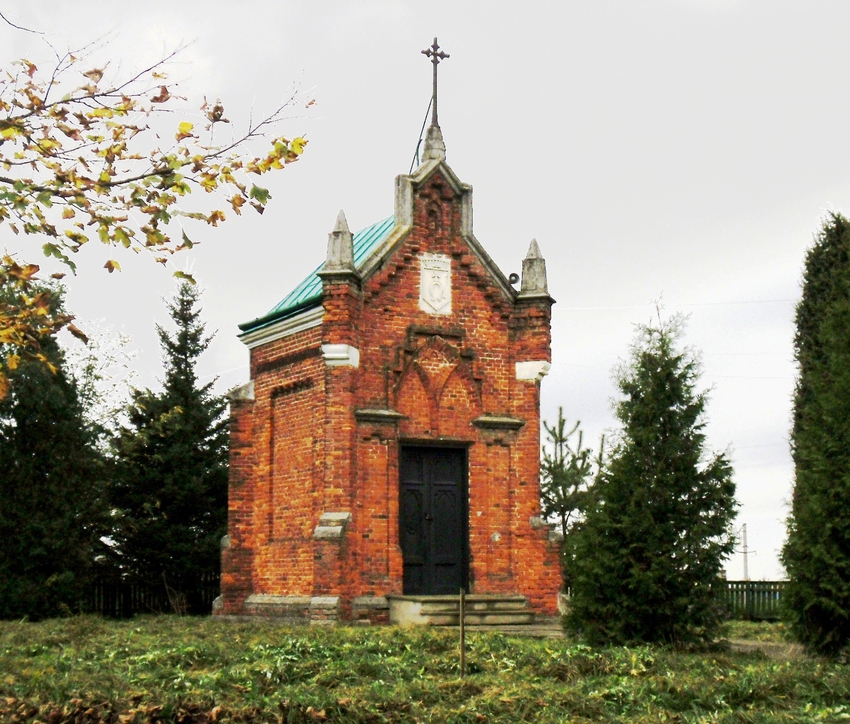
[239,215,395,333]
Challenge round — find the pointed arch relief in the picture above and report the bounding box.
[437,366,479,437]
[394,336,482,436]
[395,364,432,435]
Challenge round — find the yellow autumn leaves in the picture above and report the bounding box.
[0,47,309,397]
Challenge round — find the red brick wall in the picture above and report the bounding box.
[260,342,323,595]
[220,394,254,613]
[220,164,561,619]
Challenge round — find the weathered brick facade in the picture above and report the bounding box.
[218,126,560,622]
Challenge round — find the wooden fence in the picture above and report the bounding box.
[82,576,783,620]
[83,575,220,618]
[725,580,785,621]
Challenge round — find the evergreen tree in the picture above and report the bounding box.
[111,283,227,613]
[564,314,737,645]
[540,410,601,588]
[0,288,108,619]
[782,213,850,657]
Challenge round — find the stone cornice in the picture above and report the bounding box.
[238,306,324,350]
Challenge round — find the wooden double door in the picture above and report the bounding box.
[399,446,468,595]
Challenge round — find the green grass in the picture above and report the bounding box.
[0,616,846,722]
[721,620,791,643]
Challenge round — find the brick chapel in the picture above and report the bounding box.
[216,45,560,623]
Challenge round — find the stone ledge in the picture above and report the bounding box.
[515,360,552,382]
[313,511,351,540]
[321,344,360,367]
[352,595,389,610]
[472,414,525,431]
[319,512,352,526]
[354,408,407,424]
[227,380,255,402]
[310,596,340,606]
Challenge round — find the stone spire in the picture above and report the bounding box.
[518,239,549,298]
[419,38,449,163]
[422,123,446,161]
[320,210,358,278]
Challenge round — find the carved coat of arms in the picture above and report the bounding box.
[419,253,452,315]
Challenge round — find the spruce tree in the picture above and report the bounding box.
[111,283,227,613]
[564,314,737,645]
[782,213,850,656]
[0,289,108,619]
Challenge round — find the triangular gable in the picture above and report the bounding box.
[372,157,517,302]
[239,157,518,337]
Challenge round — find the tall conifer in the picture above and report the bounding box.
[782,213,850,656]
[0,289,108,619]
[111,283,227,613]
[565,314,736,645]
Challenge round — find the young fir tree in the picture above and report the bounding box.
[564,314,737,645]
[540,409,601,588]
[111,282,228,613]
[0,288,108,619]
[782,213,850,657]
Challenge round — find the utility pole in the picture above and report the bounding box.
[736,523,756,581]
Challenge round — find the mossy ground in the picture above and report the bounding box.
[0,617,845,722]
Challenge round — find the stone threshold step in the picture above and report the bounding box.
[388,594,529,603]
[427,614,536,626]
[387,593,535,627]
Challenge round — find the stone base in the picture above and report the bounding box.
[352,596,390,624]
[213,593,385,625]
[309,596,340,625]
[228,595,342,624]
[242,594,311,622]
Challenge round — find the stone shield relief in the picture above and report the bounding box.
[419,253,451,315]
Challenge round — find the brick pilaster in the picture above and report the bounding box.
[220,384,255,614]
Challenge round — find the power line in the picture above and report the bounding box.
[559,298,795,311]
[710,375,793,380]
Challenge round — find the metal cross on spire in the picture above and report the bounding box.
[421,37,449,127]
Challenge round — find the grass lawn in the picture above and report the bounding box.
[0,616,847,723]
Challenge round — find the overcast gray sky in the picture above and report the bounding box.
[5,0,846,580]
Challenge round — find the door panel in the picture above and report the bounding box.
[400,447,467,595]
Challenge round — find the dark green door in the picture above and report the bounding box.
[400,447,467,595]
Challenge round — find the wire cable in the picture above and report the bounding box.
[408,98,433,174]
